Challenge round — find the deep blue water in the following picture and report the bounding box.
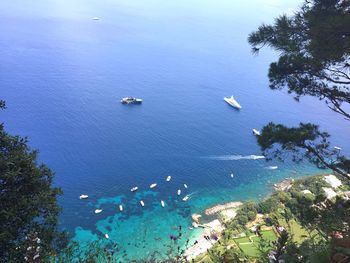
[1,0,350,260]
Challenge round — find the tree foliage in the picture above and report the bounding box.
[248,0,350,119]
[0,107,65,262]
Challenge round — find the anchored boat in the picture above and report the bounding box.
[224,96,242,109]
[121,97,143,104]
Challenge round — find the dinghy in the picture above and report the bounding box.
[130,186,138,192]
[252,129,261,136]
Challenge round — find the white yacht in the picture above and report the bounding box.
[177,189,181,196]
[166,176,171,182]
[121,97,143,104]
[79,194,88,199]
[224,96,242,109]
[94,209,102,214]
[252,129,261,136]
[130,186,138,192]
[161,200,165,207]
[182,195,189,201]
[105,234,109,239]
[119,205,123,211]
[150,183,157,189]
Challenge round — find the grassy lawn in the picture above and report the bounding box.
[277,218,314,243]
[234,230,277,258]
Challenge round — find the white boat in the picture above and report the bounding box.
[177,189,181,196]
[150,183,157,189]
[119,205,123,211]
[161,200,165,207]
[224,96,242,109]
[334,146,342,150]
[94,209,102,214]
[252,129,261,136]
[231,173,234,178]
[121,97,143,104]
[267,166,278,170]
[184,184,188,189]
[92,17,100,20]
[166,176,171,182]
[182,195,189,201]
[105,234,109,239]
[140,200,145,207]
[79,194,88,199]
[130,186,138,192]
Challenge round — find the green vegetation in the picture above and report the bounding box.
[0,101,66,262]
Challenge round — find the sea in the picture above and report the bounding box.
[1,0,349,261]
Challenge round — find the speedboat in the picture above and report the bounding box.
[182,195,189,201]
[140,200,145,207]
[121,97,143,104]
[119,205,123,211]
[224,96,242,109]
[150,183,157,189]
[79,194,88,199]
[184,184,188,189]
[166,176,171,182]
[177,189,181,196]
[130,186,138,192]
[94,209,102,214]
[252,129,261,136]
[161,200,165,207]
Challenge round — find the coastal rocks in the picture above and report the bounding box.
[191,214,202,224]
[204,201,242,215]
[273,178,294,191]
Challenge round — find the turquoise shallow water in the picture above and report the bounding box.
[1,0,350,260]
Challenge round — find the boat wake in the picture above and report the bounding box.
[206,155,266,160]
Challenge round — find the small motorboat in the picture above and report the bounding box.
[184,184,188,189]
[121,97,143,104]
[94,209,103,214]
[224,96,242,109]
[119,205,123,211]
[182,195,189,201]
[231,173,234,178]
[130,186,138,192]
[161,200,165,207]
[252,129,261,136]
[150,183,157,189]
[166,176,171,182]
[266,166,278,170]
[79,194,88,199]
[92,17,100,20]
[177,189,181,196]
[105,234,109,239]
[334,146,342,150]
[140,200,145,207]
